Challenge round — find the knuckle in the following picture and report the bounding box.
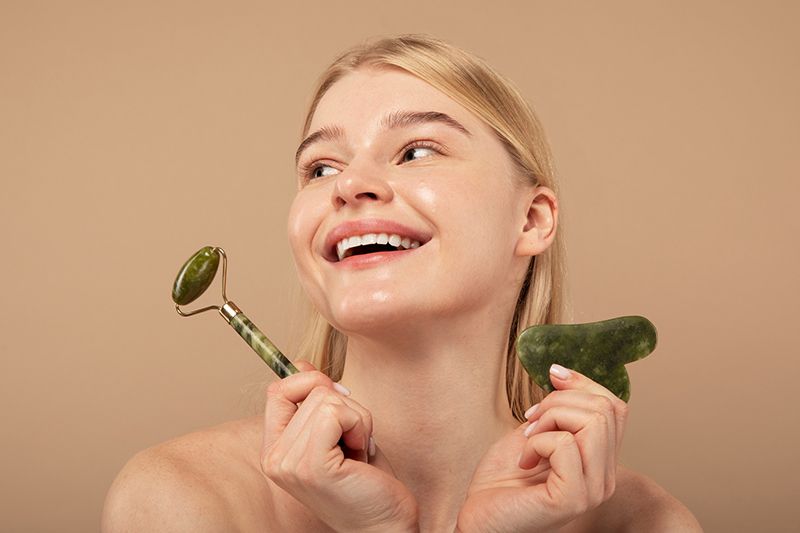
[556,431,577,448]
[320,401,341,418]
[593,395,614,413]
[266,380,282,397]
[293,461,317,486]
[309,370,333,385]
[541,391,562,407]
[308,385,332,401]
[260,449,282,479]
[541,493,563,514]
[591,410,608,427]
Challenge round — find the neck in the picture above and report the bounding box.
[337,309,521,531]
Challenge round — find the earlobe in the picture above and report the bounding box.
[515,187,558,257]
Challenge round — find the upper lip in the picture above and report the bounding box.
[322,218,432,262]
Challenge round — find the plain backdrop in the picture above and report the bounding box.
[1,1,798,531]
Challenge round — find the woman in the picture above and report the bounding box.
[103,35,702,532]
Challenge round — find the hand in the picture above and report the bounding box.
[260,361,419,533]
[456,364,628,533]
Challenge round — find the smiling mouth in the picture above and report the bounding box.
[335,233,422,262]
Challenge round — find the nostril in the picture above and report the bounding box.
[356,192,379,200]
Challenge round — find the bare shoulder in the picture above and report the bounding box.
[101,416,271,533]
[563,465,703,532]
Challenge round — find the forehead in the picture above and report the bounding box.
[307,67,488,138]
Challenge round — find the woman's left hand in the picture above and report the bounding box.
[456,365,629,533]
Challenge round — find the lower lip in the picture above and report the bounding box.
[333,248,418,269]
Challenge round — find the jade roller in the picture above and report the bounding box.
[171,246,298,378]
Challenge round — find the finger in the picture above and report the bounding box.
[518,421,543,469]
[547,364,629,449]
[292,360,352,397]
[292,359,318,372]
[270,368,347,405]
[527,390,610,421]
[283,399,369,471]
[524,431,588,510]
[527,390,621,455]
[272,385,334,452]
[527,392,617,457]
[548,364,616,398]
[339,396,374,460]
[525,405,613,500]
[279,386,372,463]
[262,399,365,489]
[263,369,340,450]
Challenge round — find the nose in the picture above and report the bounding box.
[331,164,394,209]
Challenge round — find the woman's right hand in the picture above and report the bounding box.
[261,361,419,533]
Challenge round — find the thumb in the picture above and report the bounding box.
[292,359,318,372]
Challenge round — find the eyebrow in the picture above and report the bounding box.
[295,110,472,166]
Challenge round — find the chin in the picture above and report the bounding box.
[326,292,429,336]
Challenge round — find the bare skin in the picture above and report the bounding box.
[102,414,701,532]
[103,67,702,532]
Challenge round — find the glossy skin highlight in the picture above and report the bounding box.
[288,67,557,340]
[102,64,701,533]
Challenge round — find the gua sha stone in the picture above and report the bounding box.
[171,246,220,305]
[516,316,657,402]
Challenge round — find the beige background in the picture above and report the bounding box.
[2,1,798,531]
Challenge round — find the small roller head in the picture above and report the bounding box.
[171,246,220,305]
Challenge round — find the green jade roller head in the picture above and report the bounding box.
[171,246,298,379]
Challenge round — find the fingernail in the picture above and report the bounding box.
[368,436,376,457]
[524,403,540,419]
[333,382,351,396]
[524,421,538,437]
[550,363,571,380]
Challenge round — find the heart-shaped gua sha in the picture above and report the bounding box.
[516,316,657,402]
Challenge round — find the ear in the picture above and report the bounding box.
[514,186,558,257]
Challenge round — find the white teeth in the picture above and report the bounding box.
[335,231,424,261]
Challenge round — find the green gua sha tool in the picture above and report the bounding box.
[171,246,299,379]
[516,315,657,402]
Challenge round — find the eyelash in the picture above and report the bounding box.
[298,140,445,182]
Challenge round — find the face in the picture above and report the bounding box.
[288,67,538,336]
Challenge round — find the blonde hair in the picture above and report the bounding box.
[293,34,569,422]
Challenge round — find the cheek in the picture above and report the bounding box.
[287,189,324,258]
[286,190,331,308]
[413,181,438,209]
